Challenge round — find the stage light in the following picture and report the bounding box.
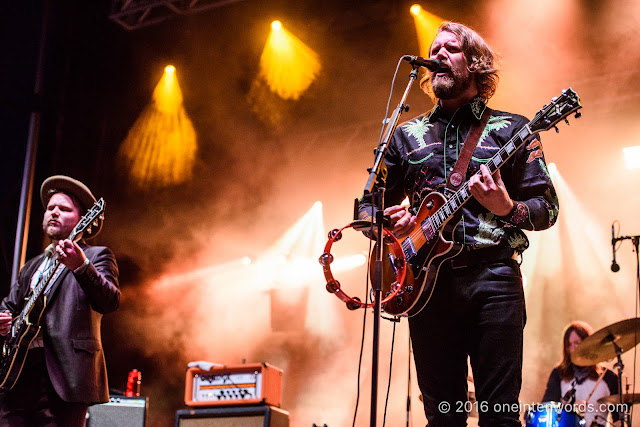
[258,20,321,100]
[623,146,640,169]
[410,5,443,58]
[266,201,325,261]
[154,257,252,289]
[118,65,197,188]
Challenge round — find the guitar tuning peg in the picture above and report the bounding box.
[87,226,92,234]
[574,111,582,119]
[554,126,560,133]
[564,118,570,126]
[93,220,98,226]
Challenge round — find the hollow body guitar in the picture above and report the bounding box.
[0,198,105,390]
[373,89,582,317]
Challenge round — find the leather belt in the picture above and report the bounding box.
[448,245,519,270]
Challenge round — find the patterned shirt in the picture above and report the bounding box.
[360,97,559,253]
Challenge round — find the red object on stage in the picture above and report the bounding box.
[125,369,141,397]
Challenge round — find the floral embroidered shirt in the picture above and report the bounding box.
[359,97,559,253]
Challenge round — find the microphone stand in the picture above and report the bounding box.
[612,234,640,310]
[611,233,640,427]
[358,65,420,427]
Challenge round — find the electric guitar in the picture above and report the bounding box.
[375,88,582,317]
[0,198,105,389]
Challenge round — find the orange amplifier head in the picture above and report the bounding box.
[184,362,283,408]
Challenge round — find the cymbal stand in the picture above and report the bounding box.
[612,340,631,427]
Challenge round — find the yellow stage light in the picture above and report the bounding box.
[258,21,321,100]
[118,65,197,189]
[410,5,444,58]
[623,146,640,169]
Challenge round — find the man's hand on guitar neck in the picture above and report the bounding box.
[468,165,514,217]
[384,205,416,239]
[55,239,88,271]
[0,311,12,336]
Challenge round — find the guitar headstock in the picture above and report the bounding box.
[69,198,105,241]
[529,88,582,134]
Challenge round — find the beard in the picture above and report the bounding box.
[43,219,74,242]
[431,66,472,100]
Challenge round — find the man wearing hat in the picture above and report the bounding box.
[0,175,120,426]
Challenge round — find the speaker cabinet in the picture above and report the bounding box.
[86,396,148,427]
[175,405,289,427]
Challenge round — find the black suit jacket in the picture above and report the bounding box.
[0,244,120,404]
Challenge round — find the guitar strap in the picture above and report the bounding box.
[445,106,492,192]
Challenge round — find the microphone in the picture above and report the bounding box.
[402,55,441,72]
[611,225,620,272]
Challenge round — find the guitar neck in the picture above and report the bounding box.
[20,258,61,320]
[426,124,535,232]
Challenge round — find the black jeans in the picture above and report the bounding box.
[409,259,526,427]
[0,348,88,426]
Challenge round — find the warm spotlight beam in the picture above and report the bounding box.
[410,5,444,57]
[154,257,252,289]
[118,65,197,188]
[258,21,321,100]
[623,146,640,169]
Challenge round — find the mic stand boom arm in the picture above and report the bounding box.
[359,65,420,427]
[611,234,640,322]
[363,66,419,195]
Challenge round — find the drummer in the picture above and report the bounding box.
[542,321,621,426]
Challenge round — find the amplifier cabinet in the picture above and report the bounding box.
[185,363,282,407]
[86,396,148,427]
[175,405,289,427]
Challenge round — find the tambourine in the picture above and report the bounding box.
[318,220,406,310]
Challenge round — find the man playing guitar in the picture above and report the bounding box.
[359,22,560,426]
[0,175,120,426]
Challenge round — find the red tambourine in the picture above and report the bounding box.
[319,220,406,310]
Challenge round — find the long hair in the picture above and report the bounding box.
[420,22,499,102]
[557,321,602,381]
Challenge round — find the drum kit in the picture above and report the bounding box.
[526,318,640,427]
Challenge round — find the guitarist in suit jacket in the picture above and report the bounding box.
[0,175,120,426]
[359,22,559,426]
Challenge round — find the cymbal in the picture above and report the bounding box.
[571,318,640,366]
[598,393,640,405]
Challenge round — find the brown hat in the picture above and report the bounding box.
[40,175,103,238]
